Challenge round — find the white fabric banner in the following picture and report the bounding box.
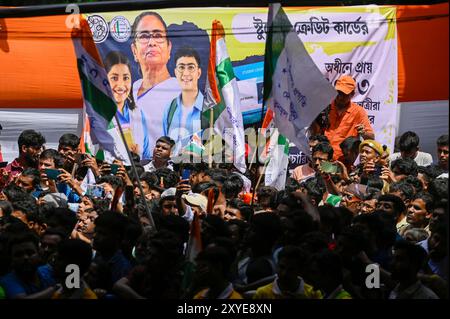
[260,6,398,156]
[0,108,82,163]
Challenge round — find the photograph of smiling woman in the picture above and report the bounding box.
[104,51,151,159]
[129,11,181,160]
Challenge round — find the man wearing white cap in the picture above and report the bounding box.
[182,193,208,216]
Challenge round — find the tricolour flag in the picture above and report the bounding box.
[186,211,202,263]
[202,20,247,173]
[72,17,130,165]
[265,133,290,190]
[184,133,205,157]
[264,3,336,156]
[261,108,290,190]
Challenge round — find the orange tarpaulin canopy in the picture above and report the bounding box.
[0,3,448,109]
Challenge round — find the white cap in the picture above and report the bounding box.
[182,193,208,212]
[161,187,177,199]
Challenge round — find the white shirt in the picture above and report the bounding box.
[142,160,173,173]
[390,151,433,167]
[132,77,181,159]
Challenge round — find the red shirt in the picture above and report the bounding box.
[4,158,24,178]
[325,101,374,161]
[1,158,24,189]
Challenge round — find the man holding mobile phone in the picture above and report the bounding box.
[358,139,383,176]
[58,133,80,170]
[37,149,82,203]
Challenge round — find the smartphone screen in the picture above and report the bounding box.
[86,184,105,198]
[110,164,120,175]
[44,168,62,180]
[374,165,382,177]
[320,161,338,174]
[181,169,191,180]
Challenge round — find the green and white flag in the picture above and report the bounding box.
[264,3,337,156]
[264,131,290,190]
[72,18,130,165]
[202,20,247,173]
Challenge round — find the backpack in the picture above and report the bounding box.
[166,98,178,134]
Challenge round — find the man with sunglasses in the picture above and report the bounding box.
[162,46,203,154]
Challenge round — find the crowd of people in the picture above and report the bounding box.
[0,126,447,299]
[0,73,447,300]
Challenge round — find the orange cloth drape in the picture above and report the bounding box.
[0,3,448,109]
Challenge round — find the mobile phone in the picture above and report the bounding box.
[181,168,191,180]
[75,153,88,164]
[110,164,120,175]
[320,161,338,174]
[0,161,8,168]
[374,165,382,177]
[44,168,62,180]
[86,184,105,198]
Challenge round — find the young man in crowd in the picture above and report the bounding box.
[15,168,40,195]
[193,246,243,299]
[0,231,58,298]
[389,240,438,299]
[253,246,322,299]
[57,133,80,171]
[435,134,448,172]
[291,135,329,182]
[311,75,374,161]
[92,212,132,288]
[52,239,97,299]
[1,130,46,189]
[390,131,433,167]
[143,136,175,172]
[37,149,82,203]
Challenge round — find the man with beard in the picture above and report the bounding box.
[57,133,80,173]
[0,231,58,298]
[1,130,45,189]
[375,194,408,235]
[389,240,438,299]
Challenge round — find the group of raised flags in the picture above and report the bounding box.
[72,3,336,191]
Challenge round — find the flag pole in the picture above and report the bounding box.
[250,158,269,207]
[208,109,214,168]
[113,114,156,231]
[250,3,274,172]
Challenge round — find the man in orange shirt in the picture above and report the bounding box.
[312,75,374,162]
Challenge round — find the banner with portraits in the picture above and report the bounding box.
[84,5,397,163]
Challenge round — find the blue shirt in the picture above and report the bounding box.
[0,265,55,298]
[32,183,80,203]
[162,92,203,153]
[94,250,132,286]
[117,101,151,160]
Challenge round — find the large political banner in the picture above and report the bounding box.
[84,5,397,163]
